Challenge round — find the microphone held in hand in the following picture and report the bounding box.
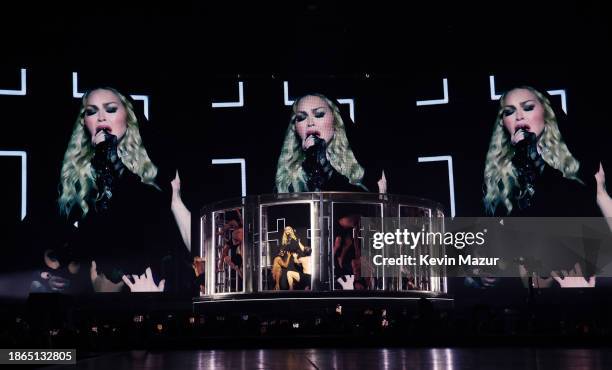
[92,131,125,212]
[513,130,539,167]
[302,136,333,191]
[304,135,324,159]
[512,129,543,209]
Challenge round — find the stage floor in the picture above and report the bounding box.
[46,347,612,369]
[193,290,453,316]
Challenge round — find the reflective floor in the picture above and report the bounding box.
[47,347,612,370]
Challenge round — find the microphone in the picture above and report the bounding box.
[514,129,537,161]
[512,129,542,209]
[302,135,332,191]
[305,135,324,154]
[93,130,118,170]
[92,130,124,212]
[304,135,324,165]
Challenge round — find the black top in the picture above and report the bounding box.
[497,164,599,217]
[70,170,188,290]
[290,134,383,193]
[489,163,604,282]
[283,239,303,272]
[334,227,356,276]
[290,167,381,193]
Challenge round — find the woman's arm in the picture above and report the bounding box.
[170,171,192,251]
[377,170,387,194]
[279,254,292,268]
[595,163,612,231]
[333,236,342,255]
[353,230,362,259]
[218,243,230,270]
[595,164,612,215]
[338,239,354,269]
[221,244,230,258]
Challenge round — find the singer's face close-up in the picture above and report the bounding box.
[83,89,129,144]
[501,88,546,141]
[294,95,335,150]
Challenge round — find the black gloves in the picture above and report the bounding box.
[512,131,544,210]
[302,136,334,191]
[92,132,125,212]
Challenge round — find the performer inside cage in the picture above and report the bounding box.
[333,214,372,290]
[217,211,244,281]
[277,226,311,290]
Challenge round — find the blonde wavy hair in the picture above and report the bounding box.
[281,226,297,246]
[275,93,365,192]
[58,87,159,218]
[483,86,582,215]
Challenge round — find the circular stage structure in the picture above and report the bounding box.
[194,192,452,313]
